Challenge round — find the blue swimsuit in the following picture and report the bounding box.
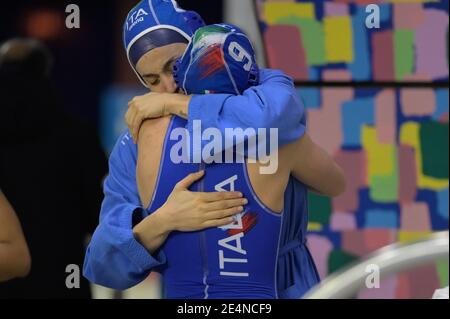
[148,116,283,299]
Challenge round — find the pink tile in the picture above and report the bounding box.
[322,70,352,81]
[308,88,353,155]
[394,4,425,29]
[416,9,449,80]
[333,150,367,212]
[373,31,395,81]
[325,2,348,17]
[364,229,397,252]
[307,234,333,279]
[330,211,357,231]
[342,230,367,256]
[264,25,308,81]
[398,145,417,203]
[396,273,412,299]
[401,89,436,116]
[400,202,432,232]
[358,276,398,299]
[342,230,396,257]
[398,265,441,299]
[375,89,396,144]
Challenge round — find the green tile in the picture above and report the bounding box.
[328,249,358,274]
[420,122,449,179]
[308,192,332,225]
[436,260,449,287]
[394,30,414,80]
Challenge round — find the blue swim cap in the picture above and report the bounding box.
[173,24,259,95]
[123,0,205,86]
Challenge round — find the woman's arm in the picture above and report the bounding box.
[126,69,306,153]
[184,69,305,145]
[83,131,166,290]
[288,134,346,197]
[133,170,245,253]
[83,130,245,290]
[134,120,247,253]
[0,191,31,282]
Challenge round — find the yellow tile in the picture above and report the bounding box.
[324,16,353,63]
[264,2,315,24]
[398,231,432,243]
[362,126,396,176]
[307,222,323,231]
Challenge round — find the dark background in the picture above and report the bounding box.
[0,0,224,129]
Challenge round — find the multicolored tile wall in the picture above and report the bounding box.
[257,0,449,298]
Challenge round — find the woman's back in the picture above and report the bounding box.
[137,116,292,298]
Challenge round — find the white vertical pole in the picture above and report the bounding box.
[223,0,266,67]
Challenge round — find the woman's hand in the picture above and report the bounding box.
[125,92,191,143]
[125,92,169,143]
[133,171,247,253]
[160,171,247,232]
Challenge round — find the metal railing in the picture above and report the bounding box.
[304,231,449,299]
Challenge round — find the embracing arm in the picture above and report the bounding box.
[127,69,306,152]
[0,191,31,282]
[176,69,306,150]
[83,132,167,290]
[84,129,247,290]
[288,134,346,197]
[135,119,247,251]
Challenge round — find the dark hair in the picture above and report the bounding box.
[0,38,53,79]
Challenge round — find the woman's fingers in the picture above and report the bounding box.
[126,93,168,141]
[206,206,243,221]
[175,171,205,190]
[126,97,144,142]
[125,105,138,142]
[199,191,243,202]
[131,111,142,143]
[204,197,248,211]
[202,216,235,229]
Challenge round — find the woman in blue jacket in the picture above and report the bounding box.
[83,0,345,298]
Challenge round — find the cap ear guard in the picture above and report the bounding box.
[182,11,206,34]
[248,61,260,87]
[173,57,182,87]
[173,57,188,94]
